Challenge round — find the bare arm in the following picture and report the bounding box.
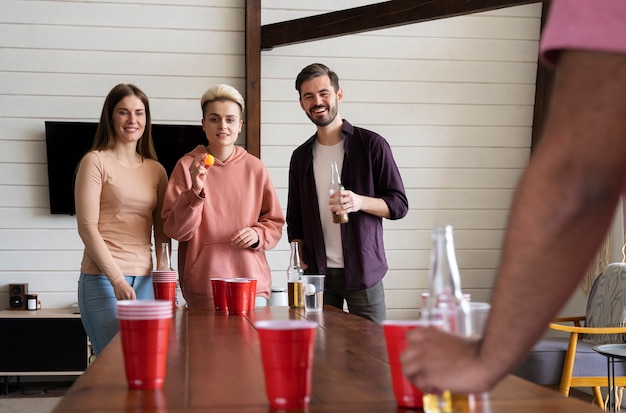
[401,50,626,393]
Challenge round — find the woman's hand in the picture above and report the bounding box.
[112,279,136,300]
[189,153,210,196]
[231,227,259,248]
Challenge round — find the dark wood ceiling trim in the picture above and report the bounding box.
[261,0,540,50]
[245,0,261,158]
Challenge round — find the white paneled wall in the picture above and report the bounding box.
[0,0,246,308]
[0,0,544,319]
[260,3,543,319]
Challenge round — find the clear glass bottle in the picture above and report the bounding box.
[157,242,184,308]
[422,225,472,413]
[157,242,172,271]
[329,160,349,224]
[287,241,304,308]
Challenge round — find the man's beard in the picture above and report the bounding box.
[307,104,338,127]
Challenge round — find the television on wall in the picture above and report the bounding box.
[44,121,207,215]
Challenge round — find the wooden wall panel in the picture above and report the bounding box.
[0,49,244,78]
[1,1,242,30]
[0,1,544,317]
[261,124,531,147]
[260,3,542,317]
[263,56,538,83]
[0,0,245,307]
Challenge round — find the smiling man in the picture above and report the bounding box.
[286,63,408,323]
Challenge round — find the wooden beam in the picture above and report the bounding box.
[245,0,261,158]
[261,0,541,50]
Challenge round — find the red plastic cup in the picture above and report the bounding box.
[210,278,229,312]
[255,320,318,409]
[231,277,257,312]
[248,278,257,312]
[226,279,250,316]
[152,282,176,312]
[152,271,177,312]
[382,320,431,408]
[117,300,172,390]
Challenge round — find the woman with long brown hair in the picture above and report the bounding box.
[75,84,169,355]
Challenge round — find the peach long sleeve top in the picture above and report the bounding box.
[75,150,169,285]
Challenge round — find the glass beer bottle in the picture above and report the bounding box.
[287,241,304,308]
[157,242,172,271]
[329,160,349,224]
[421,225,472,413]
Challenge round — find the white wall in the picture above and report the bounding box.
[0,1,550,319]
[0,0,246,308]
[261,2,542,319]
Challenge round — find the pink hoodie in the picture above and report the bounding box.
[162,145,284,308]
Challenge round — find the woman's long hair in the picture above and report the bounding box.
[92,84,157,160]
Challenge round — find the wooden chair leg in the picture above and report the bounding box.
[559,332,579,396]
[592,386,604,409]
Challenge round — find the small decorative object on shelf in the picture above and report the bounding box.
[26,294,38,311]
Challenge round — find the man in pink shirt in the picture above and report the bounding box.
[401,0,626,395]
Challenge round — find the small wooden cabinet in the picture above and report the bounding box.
[0,309,88,376]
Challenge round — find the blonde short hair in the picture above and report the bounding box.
[200,84,245,116]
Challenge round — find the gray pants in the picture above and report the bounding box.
[323,268,386,324]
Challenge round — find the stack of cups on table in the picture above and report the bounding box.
[116,300,173,390]
[210,277,257,315]
[151,270,178,311]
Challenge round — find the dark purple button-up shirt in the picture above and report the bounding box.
[286,120,408,290]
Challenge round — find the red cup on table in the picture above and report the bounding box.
[151,271,177,312]
[233,277,257,312]
[248,278,257,312]
[210,278,229,313]
[116,300,172,390]
[226,279,250,316]
[255,320,318,409]
[382,320,433,408]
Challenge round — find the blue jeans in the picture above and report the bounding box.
[78,273,154,356]
[323,268,386,324]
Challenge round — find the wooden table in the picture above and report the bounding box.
[53,306,601,412]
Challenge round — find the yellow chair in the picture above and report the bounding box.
[515,263,626,409]
[549,316,626,408]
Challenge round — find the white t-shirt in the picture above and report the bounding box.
[312,139,344,268]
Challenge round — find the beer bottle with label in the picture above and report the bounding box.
[329,160,349,224]
[287,241,304,308]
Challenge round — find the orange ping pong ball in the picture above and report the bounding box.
[204,153,215,167]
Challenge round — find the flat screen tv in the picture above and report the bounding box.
[44,121,207,215]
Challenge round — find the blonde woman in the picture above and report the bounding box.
[162,84,284,309]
